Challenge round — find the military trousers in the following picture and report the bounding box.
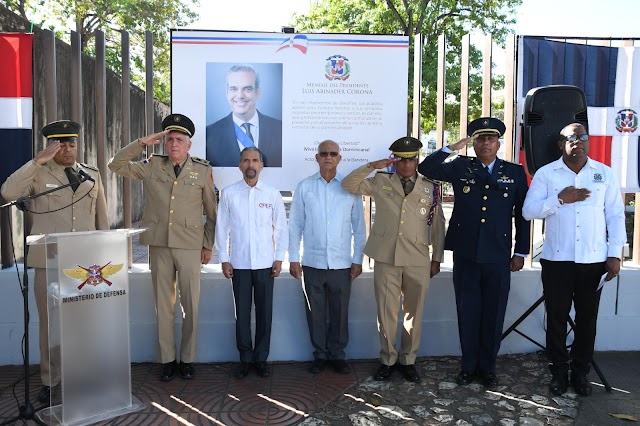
[149,245,202,364]
[452,255,511,374]
[373,261,431,366]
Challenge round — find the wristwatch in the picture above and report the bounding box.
[558,196,564,206]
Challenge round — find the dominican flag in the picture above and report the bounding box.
[0,32,33,187]
[517,36,640,193]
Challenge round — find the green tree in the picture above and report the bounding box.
[292,0,521,134]
[4,0,199,104]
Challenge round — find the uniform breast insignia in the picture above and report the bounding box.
[497,175,514,184]
[191,157,210,166]
[79,163,98,172]
[64,262,124,290]
[189,171,199,179]
[420,207,427,215]
[383,186,393,191]
[463,186,470,193]
[593,173,604,183]
[46,184,59,188]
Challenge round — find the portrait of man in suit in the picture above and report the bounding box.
[206,64,283,167]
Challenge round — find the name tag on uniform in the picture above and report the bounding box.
[46,184,58,188]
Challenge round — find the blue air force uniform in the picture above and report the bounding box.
[418,118,530,377]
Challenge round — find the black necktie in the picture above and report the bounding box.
[174,164,181,177]
[241,122,255,142]
[64,167,80,192]
[402,178,414,196]
[483,165,491,178]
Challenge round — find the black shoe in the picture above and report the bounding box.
[233,362,250,379]
[310,359,327,374]
[255,361,271,378]
[480,371,499,389]
[332,359,350,374]
[160,360,177,382]
[549,372,569,396]
[455,370,474,385]
[180,362,195,380]
[373,363,395,381]
[570,372,592,396]
[399,364,421,383]
[38,386,51,403]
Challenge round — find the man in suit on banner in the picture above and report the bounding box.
[206,64,282,168]
[418,117,530,389]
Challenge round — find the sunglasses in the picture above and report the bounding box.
[564,134,589,142]
[318,151,339,157]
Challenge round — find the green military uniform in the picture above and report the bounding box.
[1,122,108,389]
[108,125,217,366]
[342,159,445,367]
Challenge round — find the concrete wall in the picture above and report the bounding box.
[0,4,170,233]
[1,264,638,365]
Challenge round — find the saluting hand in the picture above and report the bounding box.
[138,130,169,147]
[448,136,476,151]
[369,159,398,169]
[34,141,61,165]
[558,186,591,204]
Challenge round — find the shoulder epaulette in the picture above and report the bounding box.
[191,156,210,166]
[421,176,444,185]
[79,163,98,171]
[152,154,168,158]
[502,159,523,166]
[377,171,393,175]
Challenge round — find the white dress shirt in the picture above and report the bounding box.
[522,157,626,263]
[215,179,288,269]
[288,172,366,269]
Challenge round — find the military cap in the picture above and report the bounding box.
[389,136,422,158]
[162,113,195,137]
[467,117,506,137]
[41,120,81,142]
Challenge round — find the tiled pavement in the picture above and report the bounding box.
[1,351,639,425]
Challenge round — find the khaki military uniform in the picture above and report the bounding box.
[108,140,217,363]
[1,159,108,386]
[342,164,444,366]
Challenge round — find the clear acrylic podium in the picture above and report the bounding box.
[29,229,144,426]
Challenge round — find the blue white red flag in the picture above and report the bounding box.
[517,36,640,192]
[0,32,33,187]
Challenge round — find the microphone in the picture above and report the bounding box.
[78,169,95,183]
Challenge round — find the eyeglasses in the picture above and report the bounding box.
[318,151,339,157]
[564,134,589,142]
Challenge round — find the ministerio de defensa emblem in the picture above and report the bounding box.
[64,262,124,290]
[325,54,351,81]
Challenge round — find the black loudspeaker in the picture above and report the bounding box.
[522,85,588,175]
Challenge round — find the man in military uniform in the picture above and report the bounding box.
[1,120,109,403]
[418,117,530,389]
[342,137,444,383]
[108,114,217,382]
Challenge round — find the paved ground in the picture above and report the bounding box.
[0,351,638,425]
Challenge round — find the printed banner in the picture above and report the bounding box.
[171,30,409,190]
